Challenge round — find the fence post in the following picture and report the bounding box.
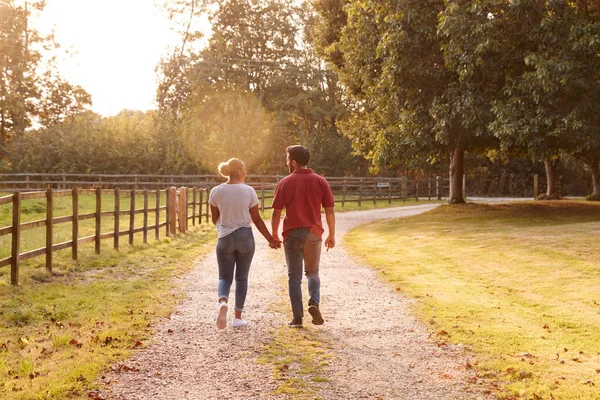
[205,187,210,224]
[388,180,392,204]
[178,187,187,233]
[95,188,101,254]
[342,179,347,207]
[129,190,135,245]
[358,179,363,207]
[72,188,79,261]
[167,187,177,236]
[11,192,21,285]
[198,188,204,225]
[533,174,539,199]
[192,188,197,227]
[436,176,441,200]
[155,189,160,240]
[46,188,53,272]
[402,179,407,203]
[462,174,466,200]
[261,184,265,212]
[143,190,148,244]
[114,188,120,250]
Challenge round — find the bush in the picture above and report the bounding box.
[586,194,600,202]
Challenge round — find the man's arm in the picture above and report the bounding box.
[324,207,335,250]
[271,208,283,241]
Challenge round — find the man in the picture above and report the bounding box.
[271,145,336,328]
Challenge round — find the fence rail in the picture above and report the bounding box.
[0,187,209,285]
[0,174,454,285]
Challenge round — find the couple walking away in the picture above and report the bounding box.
[208,145,336,329]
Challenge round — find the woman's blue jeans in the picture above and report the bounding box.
[284,228,322,319]
[216,227,255,312]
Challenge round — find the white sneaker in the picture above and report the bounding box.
[232,318,248,328]
[216,302,228,330]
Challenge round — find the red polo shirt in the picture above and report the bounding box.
[272,168,335,240]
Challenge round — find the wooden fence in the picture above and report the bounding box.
[0,187,209,285]
[0,175,450,285]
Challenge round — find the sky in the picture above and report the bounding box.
[35,0,209,116]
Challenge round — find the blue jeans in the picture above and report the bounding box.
[216,227,255,312]
[284,228,322,319]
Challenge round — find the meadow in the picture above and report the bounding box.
[345,201,600,399]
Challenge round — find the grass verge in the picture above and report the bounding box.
[256,276,334,399]
[344,201,600,400]
[0,225,215,399]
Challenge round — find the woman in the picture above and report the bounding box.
[208,158,280,329]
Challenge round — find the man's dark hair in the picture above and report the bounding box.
[286,145,310,166]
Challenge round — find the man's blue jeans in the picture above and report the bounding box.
[284,228,322,319]
[216,227,255,312]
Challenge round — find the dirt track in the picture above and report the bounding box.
[99,204,491,399]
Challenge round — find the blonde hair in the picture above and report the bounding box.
[217,158,246,179]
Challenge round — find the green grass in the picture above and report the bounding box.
[344,201,600,399]
[0,224,215,399]
[256,275,334,399]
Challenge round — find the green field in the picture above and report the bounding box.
[345,201,600,399]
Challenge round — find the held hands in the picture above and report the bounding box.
[269,237,282,249]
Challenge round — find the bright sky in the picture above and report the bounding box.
[35,0,208,116]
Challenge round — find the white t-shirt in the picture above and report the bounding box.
[209,183,259,238]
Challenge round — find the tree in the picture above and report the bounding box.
[0,0,91,159]
[156,0,363,175]
[315,0,501,202]
[482,0,600,198]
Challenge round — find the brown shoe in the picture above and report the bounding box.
[308,305,324,325]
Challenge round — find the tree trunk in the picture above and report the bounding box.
[585,157,600,197]
[449,147,465,204]
[543,157,560,197]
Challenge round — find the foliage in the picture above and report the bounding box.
[0,0,91,151]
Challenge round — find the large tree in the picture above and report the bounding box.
[315,0,500,202]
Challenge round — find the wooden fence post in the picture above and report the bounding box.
[198,188,204,225]
[114,188,120,250]
[46,189,53,272]
[178,187,187,233]
[358,179,363,207]
[155,189,160,240]
[167,187,177,236]
[11,192,21,285]
[72,188,79,261]
[388,181,392,204]
[205,187,210,224]
[143,190,148,244]
[192,188,197,227]
[462,174,467,200]
[402,179,407,203]
[533,174,539,199]
[342,179,347,207]
[95,188,101,254]
[129,189,135,245]
[261,184,265,212]
[436,176,441,200]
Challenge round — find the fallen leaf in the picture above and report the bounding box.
[69,339,79,346]
[572,358,583,363]
[19,338,29,345]
[167,329,174,334]
[505,368,517,374]
[133,340,143,347]
[279,364,289,372]
[583,380,595,386]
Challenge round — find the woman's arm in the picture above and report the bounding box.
[210,205,219,225]
[250,205,281,248]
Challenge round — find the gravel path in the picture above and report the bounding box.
[99,204,492,399]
